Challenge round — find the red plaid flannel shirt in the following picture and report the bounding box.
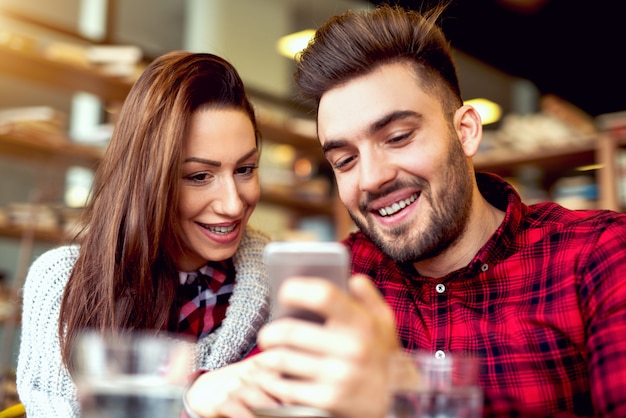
[345,172,626,417]
[169,259,235,340]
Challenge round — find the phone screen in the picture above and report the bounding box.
[264,241,349,323]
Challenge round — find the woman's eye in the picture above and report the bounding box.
[185,172,212,183]
[235,165,258,176]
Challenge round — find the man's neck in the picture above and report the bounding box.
[412,192,505,279]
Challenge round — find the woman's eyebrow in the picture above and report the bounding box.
[236,147,258,164]
[183,147,258,167]
[183,156,220,167]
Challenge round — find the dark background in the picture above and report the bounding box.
[371,0,626,118]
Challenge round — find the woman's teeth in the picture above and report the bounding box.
[378,193,417,217]
[203,224,236,234]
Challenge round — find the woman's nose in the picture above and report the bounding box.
[214,177,244,216]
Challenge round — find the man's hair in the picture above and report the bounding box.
[294,4,462,116]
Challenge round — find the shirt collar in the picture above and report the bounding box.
[471,172,528,271]
[177,260,233,285]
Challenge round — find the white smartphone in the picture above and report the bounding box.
[263,241,349,323]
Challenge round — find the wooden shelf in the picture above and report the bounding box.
[0,289,22,325]
[473,138,601,200]
[0,127,104,169]
[0,44,132,102]
[261,189,334,216]
[473,138,597,178]
[473,134,626,212]
[258,118,322,158]
[0,224,66,244]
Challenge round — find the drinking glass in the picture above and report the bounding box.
[73,330,193,418]
[254,405,333,417]
[388,351,483,418]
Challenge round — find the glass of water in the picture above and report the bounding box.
[73,330,193,418]
[388,351,483,418]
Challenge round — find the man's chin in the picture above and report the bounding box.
[352,212,411,257]
[362,229,406,262]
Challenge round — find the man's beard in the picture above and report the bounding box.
[349,134,473,264]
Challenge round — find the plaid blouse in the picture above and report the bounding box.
[344,172,626,417]
[168,259,235,340]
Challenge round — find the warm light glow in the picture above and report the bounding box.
[273,144,296,164]
[293,157,313,178]
[464,98,502,125]
[576,164,604,172]
[276,29,315,60]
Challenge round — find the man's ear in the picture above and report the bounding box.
[453,104,482,158]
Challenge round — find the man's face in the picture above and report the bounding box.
[317,62,473,263]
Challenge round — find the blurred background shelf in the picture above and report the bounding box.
[474,137,597,175]
[0,225,67,244]
[0,128,103,168]
[0,44,132,102]
[474,132,626,212]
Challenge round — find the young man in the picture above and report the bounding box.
[255,4,626,418]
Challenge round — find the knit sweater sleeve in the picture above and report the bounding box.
[16,228,271,413]
[16,245,81,418]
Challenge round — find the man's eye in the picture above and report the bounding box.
[334,155,356,170]
[388,132,411,144]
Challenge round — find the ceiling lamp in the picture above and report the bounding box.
[464,98,502,125]
[276,29,315,60]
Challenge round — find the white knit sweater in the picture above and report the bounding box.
[16,226,270,418]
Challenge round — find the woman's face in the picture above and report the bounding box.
[175,108,260,272]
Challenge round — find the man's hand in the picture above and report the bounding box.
[254,274,402,418]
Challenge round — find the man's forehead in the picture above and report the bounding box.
[317,63,432,139]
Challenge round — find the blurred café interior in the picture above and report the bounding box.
[0,0,625,408]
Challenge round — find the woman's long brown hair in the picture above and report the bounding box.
[58,51,259,369]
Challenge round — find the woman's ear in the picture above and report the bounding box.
[453,104,482,158]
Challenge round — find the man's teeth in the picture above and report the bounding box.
[378,194,417,216]
[204,224,236,234]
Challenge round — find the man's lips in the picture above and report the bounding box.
[375,192,419,217]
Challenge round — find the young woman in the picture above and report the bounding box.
[16,51,274,417]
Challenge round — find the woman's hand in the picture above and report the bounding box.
[185,356,280,418]
[254,274,402,418]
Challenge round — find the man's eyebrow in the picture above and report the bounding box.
[322,110,422,155]
[183,147,258,167]
[370,110,422,133]
[322,138,349,155]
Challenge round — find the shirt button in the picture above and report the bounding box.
[435,350,446,359]
[481,263,489,272]
[435,283,446,293]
